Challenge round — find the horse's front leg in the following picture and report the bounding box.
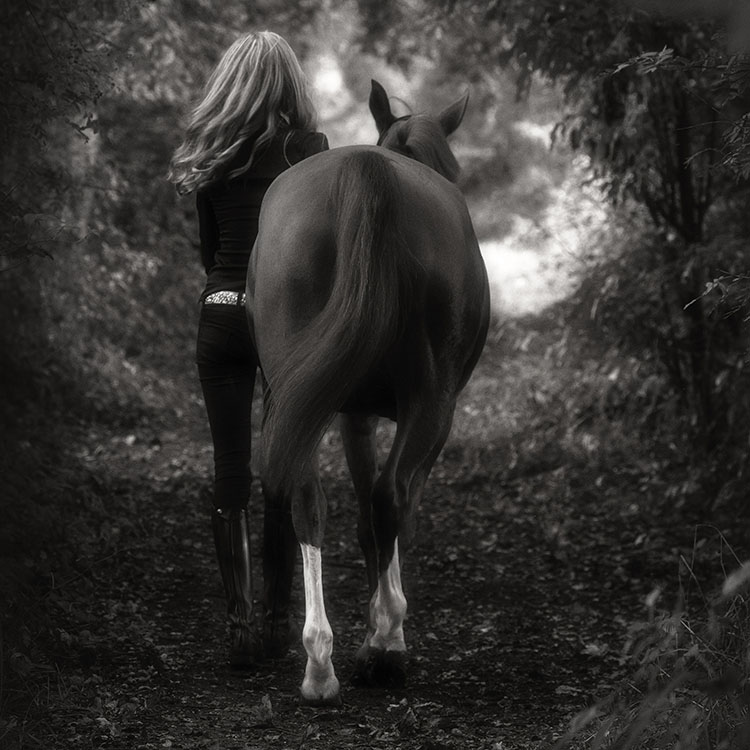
[292,464,341,705]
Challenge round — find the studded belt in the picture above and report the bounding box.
[203,291,246,306]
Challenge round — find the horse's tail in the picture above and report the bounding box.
[263,150,410,493]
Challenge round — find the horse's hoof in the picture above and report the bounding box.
[299,692,343,708]
[229,627,263,669]
[300,674,341,706]
[352,647,408,688]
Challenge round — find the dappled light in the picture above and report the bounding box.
[478,162,608,317]
[309,49,598,319]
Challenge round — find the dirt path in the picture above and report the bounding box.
[31,319,710,750]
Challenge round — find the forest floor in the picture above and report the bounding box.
[4,309,746,750]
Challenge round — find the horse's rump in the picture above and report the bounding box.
[254,149,418,491]
[250,145,488,493]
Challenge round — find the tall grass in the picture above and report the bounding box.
[560,529,750,750]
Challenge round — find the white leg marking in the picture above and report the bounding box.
[369,539,407,652]
[300,543,340,703]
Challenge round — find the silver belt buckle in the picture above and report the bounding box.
[204,291,246,305]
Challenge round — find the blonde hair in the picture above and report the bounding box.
[168,31,317,194]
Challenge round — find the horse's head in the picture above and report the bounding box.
[368,79,468,183]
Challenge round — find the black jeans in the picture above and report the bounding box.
[196,303,258,511]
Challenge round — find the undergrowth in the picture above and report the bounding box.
[560,530,750,750]
[0,263,185,748]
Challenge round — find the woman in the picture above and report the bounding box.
[168,31,329,668]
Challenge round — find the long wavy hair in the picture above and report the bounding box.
[168,31,317,195]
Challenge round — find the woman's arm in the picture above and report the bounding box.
[302,132,330,157]
[196,191,219,273]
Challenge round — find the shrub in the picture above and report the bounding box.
[561,530,750,749]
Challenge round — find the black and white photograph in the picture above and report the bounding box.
[2,1,749,748]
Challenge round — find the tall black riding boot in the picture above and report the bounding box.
[211,506,261,669]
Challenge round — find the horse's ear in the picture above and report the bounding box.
[438,89,469,136]
[369,79,396,134]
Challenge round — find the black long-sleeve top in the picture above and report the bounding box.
[196,128,329,299]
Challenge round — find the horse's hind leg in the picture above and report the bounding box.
[354,397,455,687]
[292,463,341,705]
[340,413,379,596]
[260,482,298,657]
[260,382,298,658]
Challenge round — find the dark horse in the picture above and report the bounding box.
[245,80,490,704]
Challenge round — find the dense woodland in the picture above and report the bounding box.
[1,1,749,748]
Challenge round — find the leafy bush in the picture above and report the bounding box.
[567,198,750,486]
[560,531,750,749]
